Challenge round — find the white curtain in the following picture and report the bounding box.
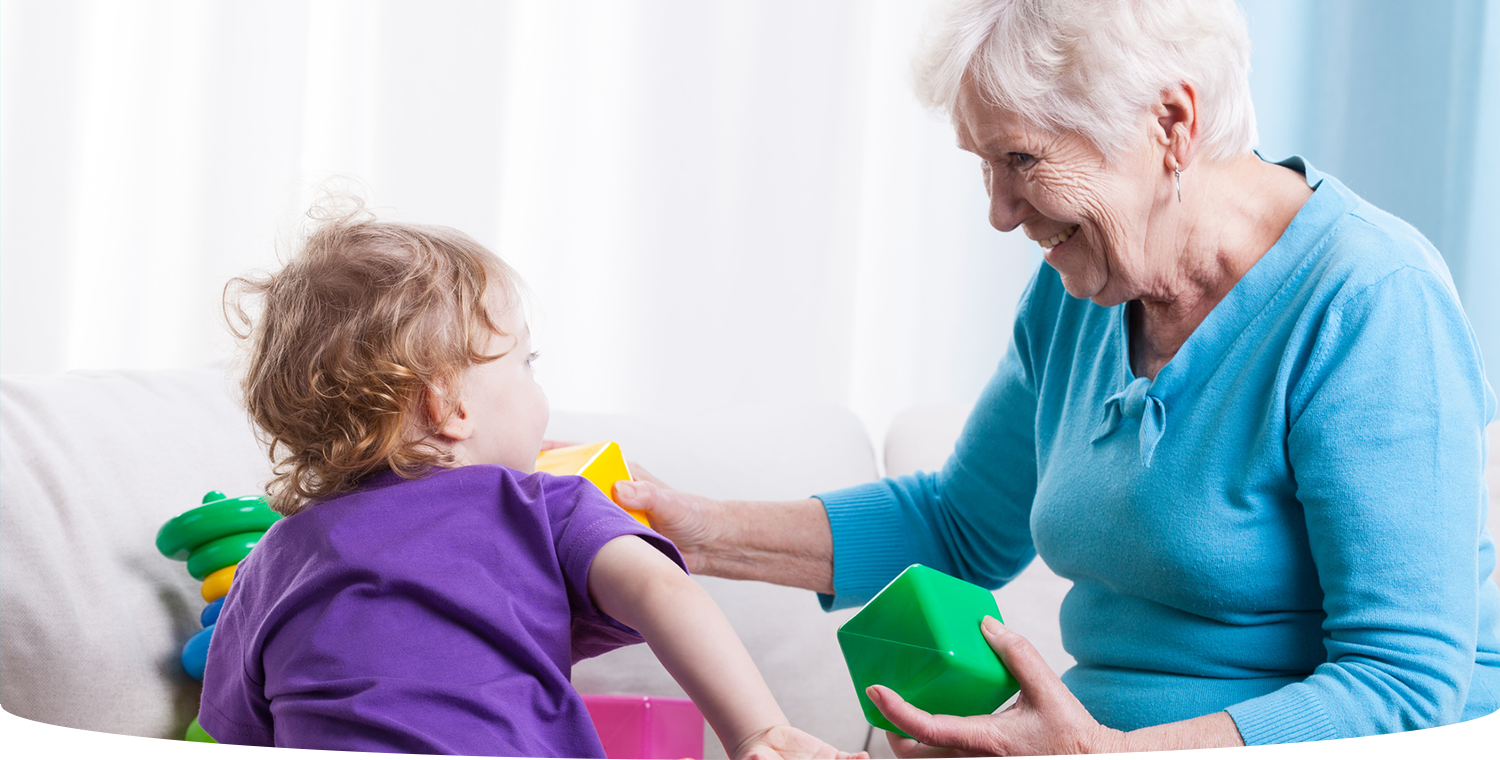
[0,0,1035,449]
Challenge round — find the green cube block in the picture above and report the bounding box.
[837,564,1020,737]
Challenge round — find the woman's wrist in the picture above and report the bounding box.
[613,479,835,591]
[681,496,729,576]
[1097,725,1132,753]
[694,498,835,593]
[1112,711,1245,752]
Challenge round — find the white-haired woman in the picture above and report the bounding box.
[616,0,1500,753]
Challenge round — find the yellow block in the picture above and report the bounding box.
[201,563,237,602]
[535,441,649,527]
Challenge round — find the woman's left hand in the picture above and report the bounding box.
[869,617,1127,757]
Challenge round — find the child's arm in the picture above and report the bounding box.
[587,535,866,760]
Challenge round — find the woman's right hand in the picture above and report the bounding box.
[612,468,721,574]
[615,465,835,592]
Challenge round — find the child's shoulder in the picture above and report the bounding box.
[259,466,585,565]
[343,464,611,521]
[455,465,645,535]
[423,463,603,502]
[266,465,617,556]
[330,463,543,499]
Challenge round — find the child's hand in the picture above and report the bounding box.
[732,725,870,760]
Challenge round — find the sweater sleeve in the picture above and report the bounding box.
[1225,265,1495,743]
[816,272,1046,610]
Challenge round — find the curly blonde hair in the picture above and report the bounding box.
[226,203,522,516]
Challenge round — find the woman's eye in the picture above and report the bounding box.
[1010,152,1037,168]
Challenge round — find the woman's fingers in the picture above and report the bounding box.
[626,460,668,487]
[611,479,718,572]
[866,621,1119,757]
[611,478,659,513]
[866,686,994,757]
[979,617,1066,706]
[611,479,701,535]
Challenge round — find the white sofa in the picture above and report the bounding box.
[0,367,1075,758]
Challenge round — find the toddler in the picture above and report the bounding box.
[201,205,862,760]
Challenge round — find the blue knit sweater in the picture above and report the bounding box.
[816,158,1500,744]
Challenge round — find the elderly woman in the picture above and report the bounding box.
[616,0,1500,753]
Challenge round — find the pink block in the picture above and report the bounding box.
[581,694,705,760]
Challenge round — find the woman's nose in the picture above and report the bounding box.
[987,179,1031,233]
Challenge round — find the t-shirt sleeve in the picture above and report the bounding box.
[1225,265,1495,742]
[543,474,688,663]
[197,586,275,746]
[816,267,1048,610]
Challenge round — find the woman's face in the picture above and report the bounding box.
[953,80,1168,306]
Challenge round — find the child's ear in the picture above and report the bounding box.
[425,378,475,442]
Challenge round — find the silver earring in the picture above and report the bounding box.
[1174,169,1182,202]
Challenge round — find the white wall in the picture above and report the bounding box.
[0,0,1038,449]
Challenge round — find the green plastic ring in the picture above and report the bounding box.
[156,491,278,560]
[186,531,264,580]
[186,719,238,760]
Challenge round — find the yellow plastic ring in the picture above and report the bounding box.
[200,563,238,602]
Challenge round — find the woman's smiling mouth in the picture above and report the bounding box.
[1039,224,1080,250]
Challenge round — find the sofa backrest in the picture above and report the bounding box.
[1,369,270,738]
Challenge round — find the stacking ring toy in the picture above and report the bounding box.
[159,490,278,739]
[200,563,238,602]
[157,491,278,560]
[200,597,226,627]
[181,624,215,681]
[186,532,263,580]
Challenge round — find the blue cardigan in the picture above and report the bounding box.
[816,157,1500,744]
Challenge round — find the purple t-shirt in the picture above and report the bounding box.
[198,465,684,756]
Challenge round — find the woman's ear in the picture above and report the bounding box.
[1154,81,1200,174]
[424,377,475,442]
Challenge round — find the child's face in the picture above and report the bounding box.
[446,301,549,472]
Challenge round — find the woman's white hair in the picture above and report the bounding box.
[913,0,1258,162]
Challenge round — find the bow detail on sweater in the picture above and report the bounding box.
[1092,376,1166,466]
